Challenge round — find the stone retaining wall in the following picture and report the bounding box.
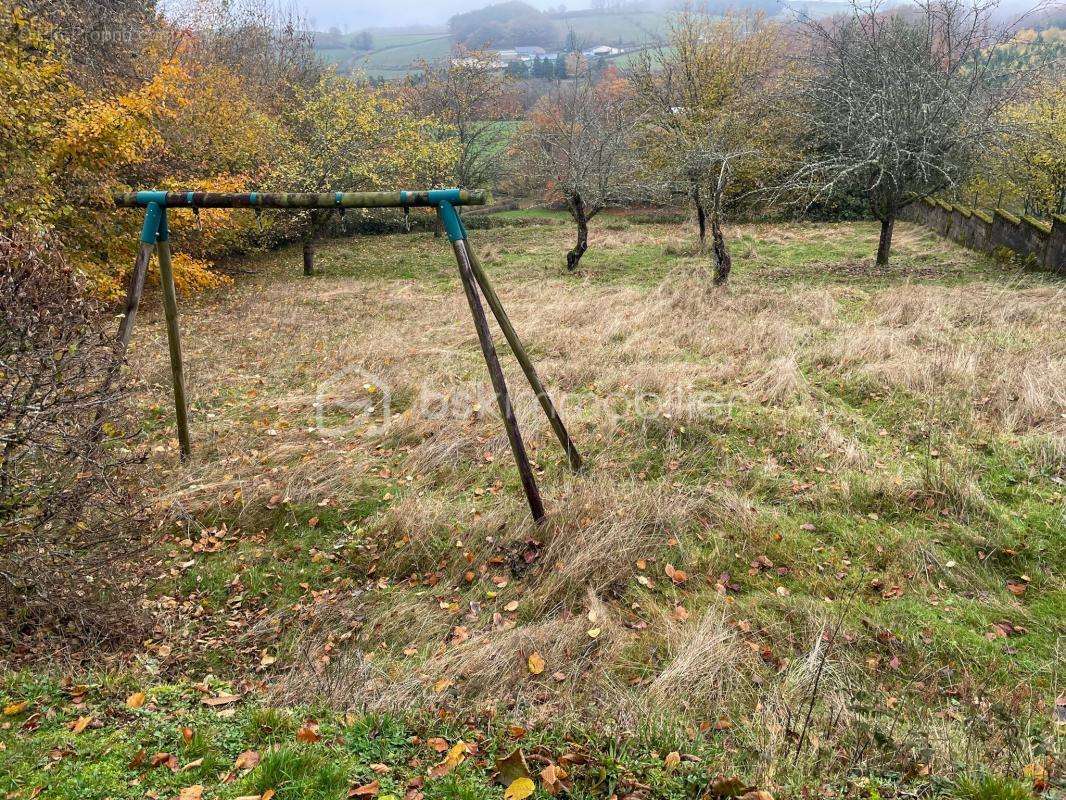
[900,198,1064,273]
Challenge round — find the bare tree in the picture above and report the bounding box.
[518,72,643,271]
[410,49,520,192]
[786,0,1036,265]
[628,12,794,283]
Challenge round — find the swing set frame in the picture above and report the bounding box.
[111,188,581,523]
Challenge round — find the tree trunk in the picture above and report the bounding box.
[302,237,315,276]
[709,162,732,285]
[691,182,707,247]
[565,193,589,271]
[710,211,732,285]
[876,214,895,266]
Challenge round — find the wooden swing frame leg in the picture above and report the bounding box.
[462,241,583,472]
[155,209,191,461]
[451,236,546,523]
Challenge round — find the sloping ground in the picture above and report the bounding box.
[1,218,1062,799]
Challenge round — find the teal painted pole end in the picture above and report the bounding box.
[140,202,164,244]
[135,191,169,207]
[437,201,466,242]
[426,189,465,206]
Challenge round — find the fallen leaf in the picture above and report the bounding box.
[202,694,240,707]
[234,750,260,770]
[349,780,381,796]
[708,776,751,797]
[527,652,546,675]
[587,627,601,639]
[739,792,774,800]
[3,701,29,716]
[426,737,448,753]
[69,716,91,734]
[664,751,681,770]
[429,741,469,778]
[296,722,322,743]
[151,752,177,770]
[262,791,276,800]
[504,777,535,800]
[178,786,203,800]
[540,763,569,796]
[126,692,146,709]
[496,748,531,785]
[664,564,687,584]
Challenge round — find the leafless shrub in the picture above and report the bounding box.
[0,229,144,643]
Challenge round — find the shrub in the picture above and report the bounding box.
[0,228,144,643]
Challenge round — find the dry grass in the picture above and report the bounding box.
[126,220,1063,783]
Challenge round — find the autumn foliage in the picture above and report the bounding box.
[0,1,458,298]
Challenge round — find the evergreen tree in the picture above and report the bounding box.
[554,52,567,78]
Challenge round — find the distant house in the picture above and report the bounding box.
[496,49,520,62]
[452,55,506,69]
[587,45,622,56]
[515,45,547,56]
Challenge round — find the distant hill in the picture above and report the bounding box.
[308,1,874,80]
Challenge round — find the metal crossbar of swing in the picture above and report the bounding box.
[111,189,582,523]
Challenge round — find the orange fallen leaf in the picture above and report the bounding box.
[69,716,91,734]
[296,722,322,743]
[665,564,687,584]
[527,651,546,675]
[3,701,29,716]
[178,786,203,800]
[429,741,469,778]
[664,751,681,769]
[126,692,146,709]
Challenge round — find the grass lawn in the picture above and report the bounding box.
[2,214,1062,799]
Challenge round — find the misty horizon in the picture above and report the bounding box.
[289,0,596,31]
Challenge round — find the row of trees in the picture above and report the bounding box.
[509,0,1060,275]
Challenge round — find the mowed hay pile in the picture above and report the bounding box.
[132,225,1063,779]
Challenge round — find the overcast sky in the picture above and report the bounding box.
[290,0,590,30]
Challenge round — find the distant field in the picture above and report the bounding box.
[550,9,673,45]
[312,32,454,78]
[312,11,677,77]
